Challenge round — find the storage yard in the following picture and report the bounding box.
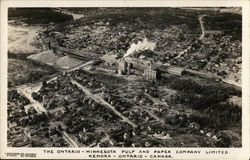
[7,7,242,147]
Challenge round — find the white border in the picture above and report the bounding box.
[1,0,249,159]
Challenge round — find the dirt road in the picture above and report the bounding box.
[60,130,79,147]
[175,15,206,58]
[123,97,165,124]
[144,92,179,115]
[68,60,95,72]
[198,15,206,40]
[17,79,79,147]
[17,82,46,114]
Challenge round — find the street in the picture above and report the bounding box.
[71,79,137,128]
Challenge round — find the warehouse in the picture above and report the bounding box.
[166,66,185,76]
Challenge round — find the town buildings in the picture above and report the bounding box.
[101,52,187,80]
[116,56,160,80]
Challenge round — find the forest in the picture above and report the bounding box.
[159,76,242,130]
[8,8,73,24]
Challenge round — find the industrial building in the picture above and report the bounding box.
[101,54,119,66]
[102,53,186,79]
[166,66,185,76]
[117,57,160,80]
[124,57,153,71]
[117,60,131,75]
[143,68,158,80]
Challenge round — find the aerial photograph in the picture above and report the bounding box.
[7,7,242,148]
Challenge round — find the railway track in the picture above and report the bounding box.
[51,44,100,61]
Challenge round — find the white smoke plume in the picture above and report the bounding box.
[123,37,156,57]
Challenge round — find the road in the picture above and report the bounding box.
[144,92,168,107]
[222,79,241,88]
[123,97,165,124]
[139,106,165,123]
[17,83,46,114]
[60,130,79,147]
[89,133,111,147]
[175,15,206,58]
[198,15,206,40]
[184,68,242,89]
[71,79,137,128]
[144,92,179,115]
[68,60,95,72]
[14,60,101,147]
[185,68,221,79]
[17,80,79,147]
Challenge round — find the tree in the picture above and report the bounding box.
[215,133,231,147]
